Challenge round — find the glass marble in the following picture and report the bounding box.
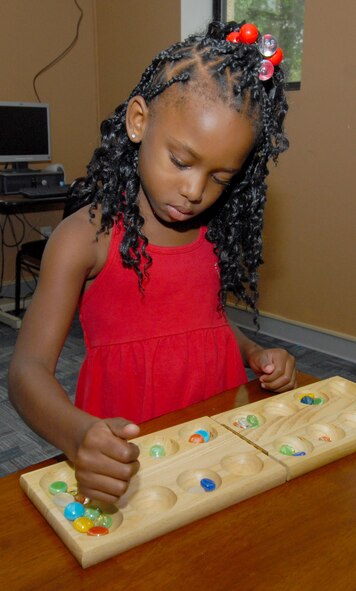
[52,492,74,508]
[247,415,260,428]
[94,514,113,528]
[200,478,216,492]
[73,516,94,533]
[87,526,110,536]
[64,501,86,521]
[85,506,102,521]
[67,486,78,496]
[48,481,68,495]
[194,429,211,442]
[189,433,205,444]
[149,444,166,458]
[300,395,315,405]
[279,444,296,456]
[74,493,91,505]
[233,417,250,429]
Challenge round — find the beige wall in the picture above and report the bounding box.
[1,0,99,182]
[0,0,99,280]
[1,0,355,339]
[95,0,181,120]
[0,0,180,283]
[258,0,356,338]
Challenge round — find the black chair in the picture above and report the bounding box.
[15,238,47,315]
[14,195,78,316]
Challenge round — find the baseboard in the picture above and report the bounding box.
[227,306,356,364]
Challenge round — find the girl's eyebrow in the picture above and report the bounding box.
[169,138,239,173]
[169,137,199,158]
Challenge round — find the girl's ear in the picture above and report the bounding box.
[126,95,149,143]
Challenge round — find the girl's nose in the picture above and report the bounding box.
[180,173,205,203]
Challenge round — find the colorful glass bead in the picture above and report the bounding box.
[194,429,211,442]
[319,434,332,442]
[189,433,205,444]
[87,526,110,536]
[269,47,283,66]
[226,31,240,43]
[73,516,94,533]
[258,34,278,57]
[67,486,78,496]
[48,481,68,495]
[200,478,216,492]
[313,397,323,405]
[52,492,74,508]
[246,414,260,428]
[259,60,274,81]
[149,444,166,458]
[64,501,86,521]
[300,395,315,405]
[94,514,112,528]
[239,23,259,44]
[292,451,307,456]
[85,506,102,521]
[74,493,91,505]
[279,444,295,456]
[233,417,250,429]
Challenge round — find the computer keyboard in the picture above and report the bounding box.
[21,185,70,198]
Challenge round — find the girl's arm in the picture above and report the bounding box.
[8,208,140,503]
[228,319,297,392]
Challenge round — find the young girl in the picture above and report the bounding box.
[9,21,297,502]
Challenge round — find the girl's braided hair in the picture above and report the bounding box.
[69,20,288,312]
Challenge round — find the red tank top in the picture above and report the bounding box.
[75,221,247,422]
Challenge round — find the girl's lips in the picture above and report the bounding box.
[166,204,194,221]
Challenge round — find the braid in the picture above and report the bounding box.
[69,20,288,311]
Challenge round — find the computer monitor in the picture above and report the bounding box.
[0,101,51,172]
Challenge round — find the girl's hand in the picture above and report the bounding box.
[74,418,141,504]
[247,348,297,393]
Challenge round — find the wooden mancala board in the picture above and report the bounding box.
[213,375,356,479]
[20,376,356,568]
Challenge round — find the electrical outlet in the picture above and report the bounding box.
[39,226,52,238]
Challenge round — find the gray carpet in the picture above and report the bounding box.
[1,313,355,477]
[0,314,85,476]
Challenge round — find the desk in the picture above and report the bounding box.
[0,192,67,215]
[0,193,66,328]
[2,373,356,591]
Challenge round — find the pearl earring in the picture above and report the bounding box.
[131,133,136,139]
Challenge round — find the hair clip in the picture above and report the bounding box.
[226,23,283,81]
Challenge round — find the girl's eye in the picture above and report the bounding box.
[212,176,231,187]
[170,153,189,170]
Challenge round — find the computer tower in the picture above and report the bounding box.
[0,169,64,195]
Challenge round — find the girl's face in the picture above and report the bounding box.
[129,87,256,225]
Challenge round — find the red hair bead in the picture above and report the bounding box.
[239,23,259,44]
[226,31,240,43]
[268,47,283,66]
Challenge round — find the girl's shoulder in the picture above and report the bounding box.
[44,204,112,281]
